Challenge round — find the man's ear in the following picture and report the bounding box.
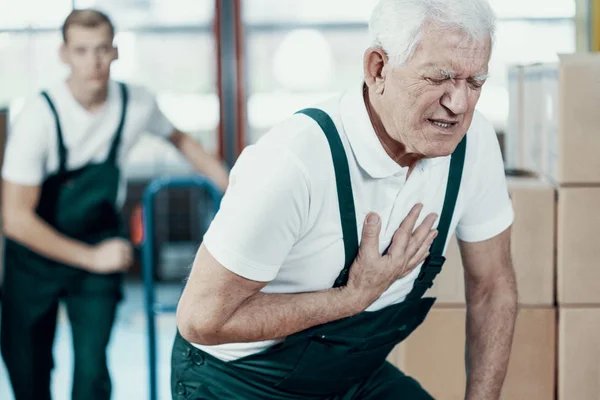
[113,45,119,61]
[363,47,389,95]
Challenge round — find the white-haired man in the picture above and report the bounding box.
[172,0,517,398]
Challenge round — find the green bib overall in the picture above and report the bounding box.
[171,108,466,400]
[1,83,129,400]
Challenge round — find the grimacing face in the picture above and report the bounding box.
[377,24,491,158]
[61,24,117,92]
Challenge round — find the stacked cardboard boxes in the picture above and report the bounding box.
[387,176,557,399]
[556,187,600,400]
[389,53,600,399]
[426,176,556,306]
[388,308,556,400]
[523,54,600,400]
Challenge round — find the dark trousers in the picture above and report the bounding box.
[171,333,435,400]
[0,260,121,400]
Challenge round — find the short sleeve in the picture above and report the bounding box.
[455,118,514,242]
[202,144,311,282]
[144,96,175,139]
[2,97,50,185]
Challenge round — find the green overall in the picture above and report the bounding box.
[171,108,466,400]
[0,83,129,400]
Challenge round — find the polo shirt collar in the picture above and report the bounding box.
[339,82,448,179]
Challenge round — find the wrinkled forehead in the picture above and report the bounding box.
[65,24,113,47]
[410,27,491,78]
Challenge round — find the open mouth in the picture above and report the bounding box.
[428,119,458,130]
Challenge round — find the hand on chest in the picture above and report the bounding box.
[353,171,448,253]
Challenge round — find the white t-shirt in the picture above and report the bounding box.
[2,80,175,207]
[196,82,515,361]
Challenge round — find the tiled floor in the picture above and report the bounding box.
[0,281,183,400]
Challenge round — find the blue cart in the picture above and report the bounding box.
[140,176,223,400]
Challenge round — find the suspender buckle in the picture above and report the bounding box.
[424,255,445,270]
[416,255,446,283]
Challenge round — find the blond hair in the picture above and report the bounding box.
[62,9,115,43]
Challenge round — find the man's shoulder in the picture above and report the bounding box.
[244,96,343,187]
[11,89,55,125]
[114,81,155,105]
[256,96,342,154]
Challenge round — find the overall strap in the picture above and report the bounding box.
[405,135,467,301]
[106,82,129,164]
[41,91,68,173]
[295,108,359,288]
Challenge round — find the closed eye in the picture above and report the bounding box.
[425,77,448,85]
[468,79,485,90]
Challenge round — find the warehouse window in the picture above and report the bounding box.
[0,0,72,29]
[74,0,214,29]
[244,0,577,142]
[0,0,581,162]
[0,0,72,107]
[482,0,576,131]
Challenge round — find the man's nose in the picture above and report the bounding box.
[440,80,469,115]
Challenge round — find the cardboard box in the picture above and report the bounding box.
[389,307,556,400]
[558,308,600,400]
[427,177,556,306]
[546,53,600,184]
[557,187,600,305]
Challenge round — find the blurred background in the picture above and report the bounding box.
[0,0,597,399]
[0,0,583,156]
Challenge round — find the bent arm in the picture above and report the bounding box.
[460,227,518,400]
[2,180,94,269]
[168,130,229,192]
[176,244,361,345]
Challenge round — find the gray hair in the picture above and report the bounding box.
[369,0,496,65]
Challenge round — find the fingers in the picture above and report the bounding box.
[110,241,133,270]
[407,230,438,270]
[387,204,423,256]
[405,212,438,259]
[122,243,134,269]
[358,213,382,260]
[124,243,134,259]
[124,248,133,268]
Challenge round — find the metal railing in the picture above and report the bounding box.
[141,175,223,400]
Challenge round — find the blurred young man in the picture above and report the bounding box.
[0,9,228,400]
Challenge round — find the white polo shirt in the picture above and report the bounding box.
[2,80,175,207]
[197,82,514,361]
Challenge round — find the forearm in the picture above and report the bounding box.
[179,286,362,345]
[175,133,229,191]
[4,212,93,270]
[464,281,518,400]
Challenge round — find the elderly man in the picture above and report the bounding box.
[173,0,518,398]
